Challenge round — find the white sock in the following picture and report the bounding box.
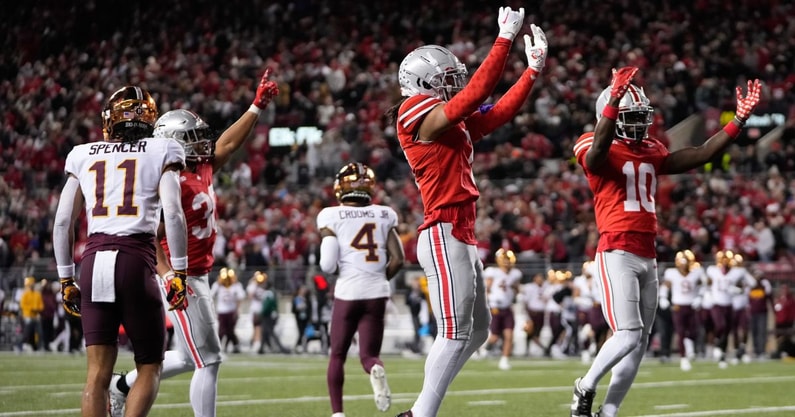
[602,338,648,413]
[683,338,695,359]
[413,336,466,417]
[190,363,219,417]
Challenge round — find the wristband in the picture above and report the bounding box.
[601,105,619,120]
[57,264,75,278]
[247,104,261,115]
[162,270,175,281]
[170,256,188,270]
[723,120,741,139]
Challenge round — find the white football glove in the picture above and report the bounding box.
[659,297,671,310]
[524,24,547,72]
[497,6,525,41]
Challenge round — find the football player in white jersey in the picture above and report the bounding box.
[706,250,753,367]
[521,272,547,357]
[52,85,188,417]
[660,250,705,371]
[728,253,756,364]
[482,248,522,370]
[317,162,405,417]
[107,69,279,417]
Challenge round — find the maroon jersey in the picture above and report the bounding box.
[574,133,670,258]
[397,95,481,244]
[162,163,216,275]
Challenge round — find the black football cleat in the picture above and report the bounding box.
[570,377,595,417]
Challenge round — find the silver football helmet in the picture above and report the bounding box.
[398,45,467,101]
[595,84,654,142]
[153,109,214,163]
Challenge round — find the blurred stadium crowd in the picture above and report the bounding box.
[1,0,794,297]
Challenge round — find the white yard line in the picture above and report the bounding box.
[1,375,793,416]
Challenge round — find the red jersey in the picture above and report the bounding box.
[574,133,670,258]
[161,162,216,275]
[397,95,481,244]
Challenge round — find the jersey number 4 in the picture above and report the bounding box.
[89,159,138,216]
[351,223,379,262]
[622,161,657,213]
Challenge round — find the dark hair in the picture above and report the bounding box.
[384,97,407,126]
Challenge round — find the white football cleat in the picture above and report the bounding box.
[498,356,511,371]
[369,364,391,412]
[108,373,127,417]
[680,357,692,372]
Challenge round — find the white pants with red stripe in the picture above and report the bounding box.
[158,273,223,367]
[595,250,658,334]
[416,223,490,340]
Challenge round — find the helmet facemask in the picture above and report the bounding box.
[153,109,215,164]
[595,84,654,143]
[616,107,653,142]
[399,45,467,101]
[334,162,376,204]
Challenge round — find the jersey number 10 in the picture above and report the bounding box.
[622,161,657,213]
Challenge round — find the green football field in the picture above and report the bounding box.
[1,351,793,417]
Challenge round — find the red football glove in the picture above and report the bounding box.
[609,66,639,98]
[165,270,188,311]
[60,278,81,318]
[735,79,762,122]
[252,68,279,109]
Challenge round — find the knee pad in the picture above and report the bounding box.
[611,329,643,356]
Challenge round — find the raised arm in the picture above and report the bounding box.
[585,66,638,171]
[417,7,524,142]
[468,24,548,136]
[212,68,279,172]
[662,79,762,174]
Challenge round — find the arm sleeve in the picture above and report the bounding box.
[159,170,188,269]
[466,68,537,137]
[443,38,511,124]
[319,236,340,274]
[53,176,80,273]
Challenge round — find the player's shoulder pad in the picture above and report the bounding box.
[397,94,443,132]
[573,132,594,159]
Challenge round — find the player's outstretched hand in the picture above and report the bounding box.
[497,6,525,41]
[252,68,279,109]
[523,24,547,73]
[735,79,762,122]
[609,66,639,98]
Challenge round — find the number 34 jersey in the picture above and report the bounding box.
[574,132,670,257]
[64,138,185,237]
[316,204,398,300]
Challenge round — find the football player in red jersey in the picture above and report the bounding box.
[108,69,279,417]
[570,67,762,417]
[385,6,547,417]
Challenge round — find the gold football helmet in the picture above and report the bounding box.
[254,271,268,284]
[334,162,376,203]
[675,250,696,271]
[495,248,516,268]
[102,86,158,142]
